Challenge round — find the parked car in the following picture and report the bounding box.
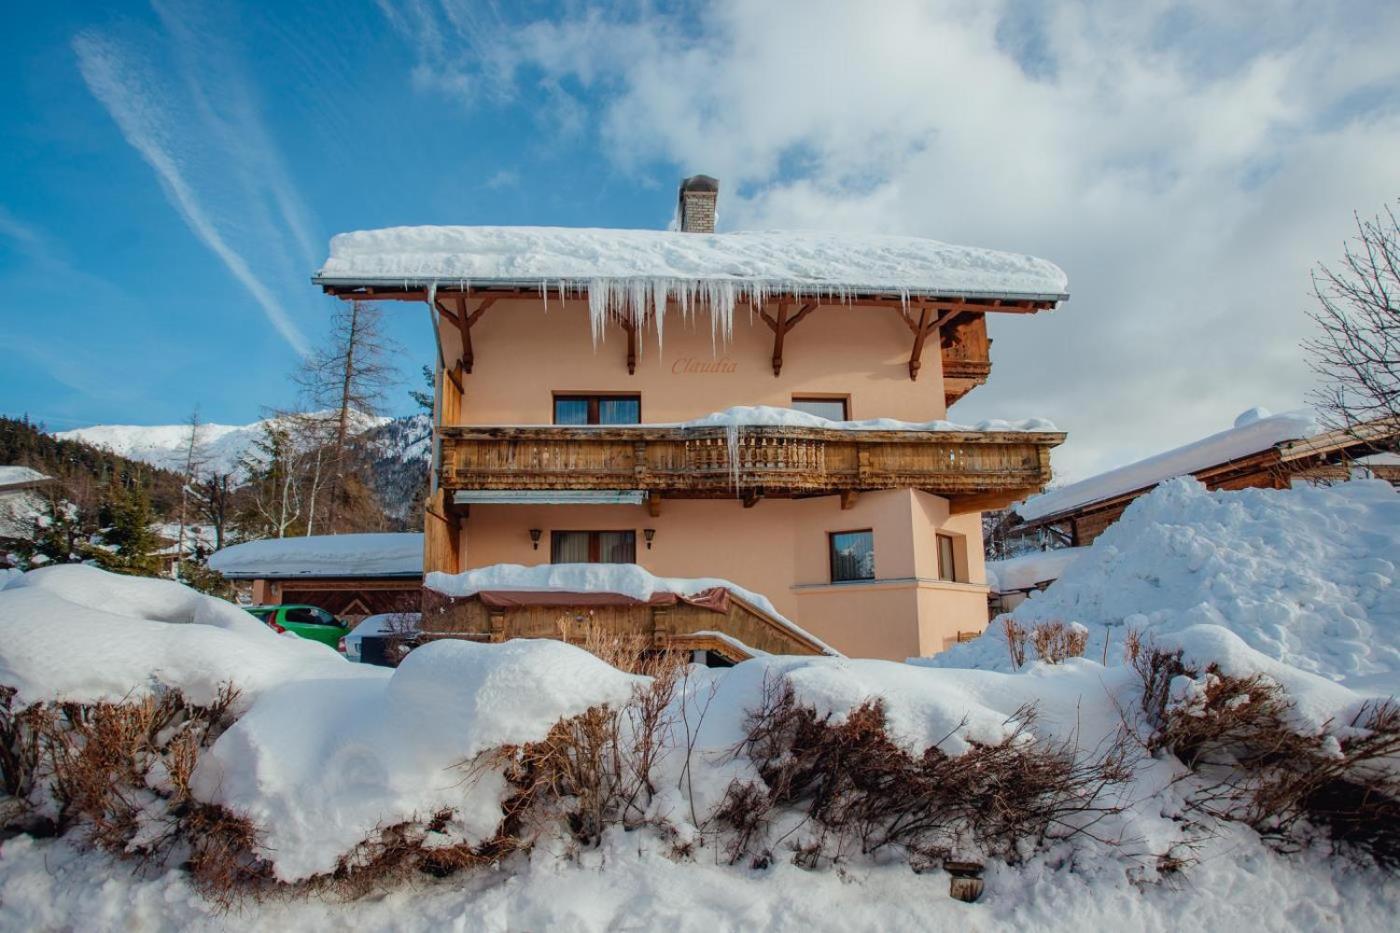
[245,604,350,650]
[343,613,421,665]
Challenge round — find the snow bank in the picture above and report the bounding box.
[193,639,644,882]
[986,547,1090,593]
[0,565,357,706]
[692,655,1130,757]
[937,478,1400,688]
[208,532,424,579]
[426,562,838,655]
[0,466,48,489]
[1016,409,1318,521]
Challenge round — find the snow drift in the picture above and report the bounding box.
[0,564,357,706]
[193,639,645,882]
[938,478,1400,688]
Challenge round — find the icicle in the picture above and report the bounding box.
[587,278,608,348]
[425,280,438,309]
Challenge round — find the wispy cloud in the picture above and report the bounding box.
[72,24,313,356]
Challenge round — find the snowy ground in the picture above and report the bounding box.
[2,478,1398,931]
[2,828,1396,933]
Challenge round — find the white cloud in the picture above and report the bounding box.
[72,25,314,356]
[389,0,1400,481]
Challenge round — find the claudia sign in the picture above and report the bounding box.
[671,357,738,374]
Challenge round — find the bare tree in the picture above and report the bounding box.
[174,408,208,574]
[193,472,234,551]
[297,300,400,529]
[1305,202,1400,443]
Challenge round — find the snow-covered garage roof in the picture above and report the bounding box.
[1015,409,1318,523]
[314,226,1070,302]
[209,533,423,579]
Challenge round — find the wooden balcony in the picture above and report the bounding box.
[438,423,1064,513]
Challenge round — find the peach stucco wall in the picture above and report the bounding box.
[435,295,1001,660]
[455,488,989,660]
[438,297,948,425]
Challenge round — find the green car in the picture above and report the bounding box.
[245,604,350,651]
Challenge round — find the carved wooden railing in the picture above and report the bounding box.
[438,424,1064,507]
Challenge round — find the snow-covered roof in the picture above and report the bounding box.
[426,562,840,656]
[209,533,424,579]
[0,466,50,491]
[986,547,1090,593]
[1015,409,1318,522]
[315,226,1069,302]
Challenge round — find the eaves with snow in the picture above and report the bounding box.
[313,226,1070,306]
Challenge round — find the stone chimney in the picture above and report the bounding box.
[677,175,719,233]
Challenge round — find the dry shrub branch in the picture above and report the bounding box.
[1132,643,1400,867]
[715,677,1132,870]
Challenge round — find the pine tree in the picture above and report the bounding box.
[95,482,162,576]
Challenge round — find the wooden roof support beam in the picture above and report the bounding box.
[445,362,464,394]
[453,295,496,374]
[647,491,662,517]
[909,307,932,380]
[908,307,964,381]
[771,301,789,376]
[742,491,762,508]
[624,315,637,375]
[839,489,859,510]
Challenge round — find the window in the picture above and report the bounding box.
[554,394,641,425]
[551,530,637,564]
[936,534,958,582]
[284,607,335,626]
[792,396,848,422]
[828,529,875,582]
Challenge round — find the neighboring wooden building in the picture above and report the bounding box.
[208,533,423,621]
[1008,414,1400,548]
[312,177,1069,660]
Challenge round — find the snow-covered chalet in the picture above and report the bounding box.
[312,177,1069,660]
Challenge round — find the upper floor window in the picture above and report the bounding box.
[792,396,849,422]
[554,394,641,425]
[551,530,637,564]
[829,529,875,582]
[936,533,959,582]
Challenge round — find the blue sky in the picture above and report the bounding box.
[2,1,1398,479]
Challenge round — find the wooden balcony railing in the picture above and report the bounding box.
[438,423,1065,512]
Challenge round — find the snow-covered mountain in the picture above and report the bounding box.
[57,411,394,477]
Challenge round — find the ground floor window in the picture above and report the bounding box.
[936,533,959,582]
[551,530,637,564]
[829,529,875,582]
[791,396,849,421]
[554,394,641,425]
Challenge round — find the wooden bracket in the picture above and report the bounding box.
[451,294,496,374]
[444,361,464,394]
[742,491,762,509]
[839,489,859,510]
[624,315,637,375]
[647,491,662,517]
[759,302,817,376]
[906,306,963,381]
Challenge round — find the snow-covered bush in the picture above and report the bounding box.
[1132,639,1400,867]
